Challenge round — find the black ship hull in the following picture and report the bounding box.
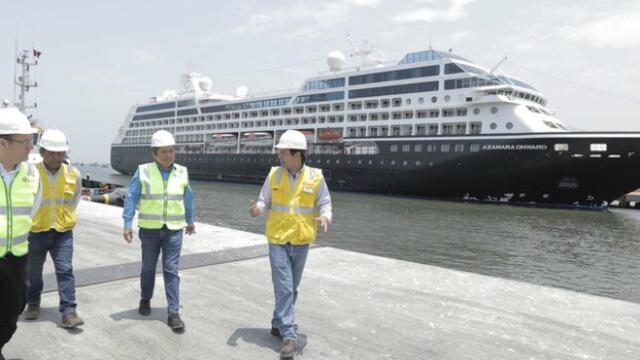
[111,133,640,209]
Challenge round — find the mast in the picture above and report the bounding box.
[15,48,39,125]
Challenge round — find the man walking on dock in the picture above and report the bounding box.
[122,130,195,331]
[23,129,84,329]
[0,108,41,360]
[248,129,332,358]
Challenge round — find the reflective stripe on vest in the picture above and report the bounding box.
[31,163,78,233]
[265,166,322,245]
[137,162,188,230]
[0,162,40,258]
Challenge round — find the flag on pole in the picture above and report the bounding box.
[33,49,42,58]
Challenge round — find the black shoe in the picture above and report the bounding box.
[138,299,151,316]
[270,327,282,339]
[0,351,5,360]
[168,312,185,330]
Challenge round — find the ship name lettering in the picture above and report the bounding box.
[482,144,547,151]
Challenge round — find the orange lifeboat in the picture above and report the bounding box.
[319,130,342,140]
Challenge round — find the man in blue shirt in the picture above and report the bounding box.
[122,130,195,331]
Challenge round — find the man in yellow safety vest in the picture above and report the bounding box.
[249,129,332,358]
[23,129,84,329]
[0,108,41,360]
[123,130,195,332]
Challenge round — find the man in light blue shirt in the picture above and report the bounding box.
[122,130,195,331]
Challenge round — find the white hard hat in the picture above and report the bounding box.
[151,130,176,147]
[0,108,37,135]
[276,130,307,150]
[39,129,69,152]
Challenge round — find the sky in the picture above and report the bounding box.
[1,0,639,162]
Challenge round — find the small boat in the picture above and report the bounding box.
[241,132,273,147]
[318,130,342,140]
[212,133,237,147]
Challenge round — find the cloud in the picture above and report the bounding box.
[128,49,160,65]
[234,0,381,38]
[560,11,640,49]
[393,0,476,23]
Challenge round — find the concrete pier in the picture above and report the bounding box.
[5,201,640,359]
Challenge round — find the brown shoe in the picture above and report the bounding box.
[23,303,40,320]
[61,312,84,328]
[281,339,296,357]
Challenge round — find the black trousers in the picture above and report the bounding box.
[0,254,28,353]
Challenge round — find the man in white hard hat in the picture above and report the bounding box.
[248,129,332,358]
[122,129,195,331]
[0,108,41,360]
[23,129,84,329]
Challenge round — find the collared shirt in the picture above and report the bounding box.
[122,163,194,229]
[256,165,332,223]
[0,162,43,217]
[40,165,82,230]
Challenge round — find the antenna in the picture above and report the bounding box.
[490,56,508,74]
[346,34,384,69]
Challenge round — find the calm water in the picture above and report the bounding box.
[80,165,640,303]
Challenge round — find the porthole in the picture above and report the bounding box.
[431,96,437,103]
[506,122,514,129]
[444,95,451,102]
[491,106,498,114]
[473,108,480,115]
[490,123,497,130]
[405,98,411,105]
[418,97,424,104]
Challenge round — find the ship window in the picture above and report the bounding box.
[427,144,436,152]
[490,123,497,130]
[402,144,411,152]
[469,122,482,134]
[390,145,398,152]
[473,108,480,115]
[590,143,607,152]
[390,160,396,165]
[418,97,424,104]
[441,123,454,135]
[442,109,455,117]
[455,123,467,134]
[414,144,423,152]
[428,124,438,135]
[554,143,569,151]
[454,144,464,152]
[405,99,411,105]
[491,107,498,114]
[402,160,408,166]
[444,95,451,102]
[415,161,421,166]
[506,122,514,129]
[456,108,467,116]
[358,160,362,165]
[441,144,450,152]
[428,110,439,118]
[470,144,480,152]
[431,96,437,103]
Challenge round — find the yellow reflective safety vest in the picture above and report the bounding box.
[265,166,323,245]
[0,162,40,258]
[31,163,79,233]
[137,162,188,230]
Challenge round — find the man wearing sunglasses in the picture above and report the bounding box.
[0,108,41,360]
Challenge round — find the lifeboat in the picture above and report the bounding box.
[212,133,237,147]
[241,131,273,147]
[319,130,342,140]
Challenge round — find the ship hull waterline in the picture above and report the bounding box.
[111,133,640,209]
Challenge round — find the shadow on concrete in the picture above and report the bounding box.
[226,328,308,357]
[18,306,84,334]
[110,307,167,323]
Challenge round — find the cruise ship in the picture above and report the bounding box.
[111,46,640,208]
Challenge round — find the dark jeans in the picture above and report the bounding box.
[139,227,183,314]
[26,230,77,315]
[0,254,28,354]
